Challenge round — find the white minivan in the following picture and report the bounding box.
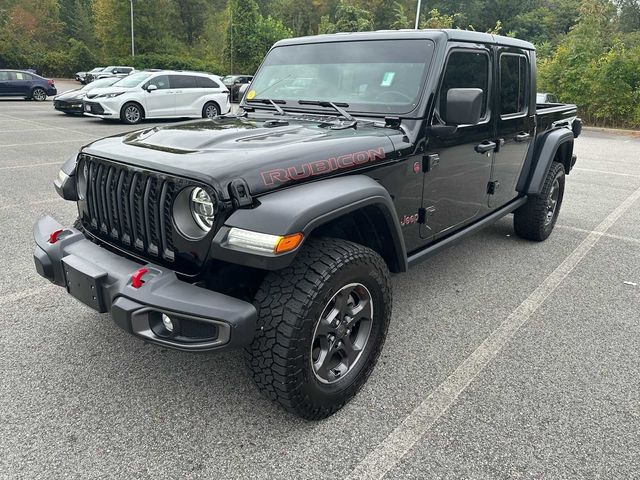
[83,71,230,124]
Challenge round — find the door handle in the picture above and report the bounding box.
[475,140,496,154]
[515,132,531,142]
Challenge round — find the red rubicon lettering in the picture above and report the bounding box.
[261,169,288,186]
[260,148,386,186]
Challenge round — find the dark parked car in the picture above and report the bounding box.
[35,30,581,419]
[0,69,56,101]
[53,77,121,114]
[84,66,134,84]
[222,74,253,101]
[76,67,104,84]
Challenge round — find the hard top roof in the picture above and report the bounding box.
[275,29,534,50]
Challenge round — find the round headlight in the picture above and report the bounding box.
[190,187,216,231]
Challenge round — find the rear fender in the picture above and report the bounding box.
[211,176,407,272]
[520,128,574,196]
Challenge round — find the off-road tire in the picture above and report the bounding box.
[245,237,392,420]
[514,161,565,241]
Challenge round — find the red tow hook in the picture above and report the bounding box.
[131,267,149,288]
[48,229,65,244]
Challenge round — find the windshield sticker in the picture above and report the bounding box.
[246,90,256,100]
[380,72,396,87]
[260,148,386,186]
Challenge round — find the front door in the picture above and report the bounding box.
[421,47,495,240]
[142,75,175,117]
[489,49,535,208]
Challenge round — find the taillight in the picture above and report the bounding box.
[48,79,55,86]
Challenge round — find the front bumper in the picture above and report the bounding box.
[82,100,114,117]
[33,216,257,352]
[54,100,83,114]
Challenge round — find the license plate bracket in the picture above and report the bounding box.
[62,255,108,312]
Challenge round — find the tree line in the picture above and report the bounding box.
[0,0,638,127]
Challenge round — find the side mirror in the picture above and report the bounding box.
[146,84,158,92]
[444,88,483,125]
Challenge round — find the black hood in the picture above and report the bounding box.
[82,115,402,200]
[55,89,85,101]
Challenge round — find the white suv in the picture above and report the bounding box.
[82,71,230,124]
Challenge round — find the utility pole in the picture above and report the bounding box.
[415,0,422,29]
[230,8,234,73]
[130,0,135,57]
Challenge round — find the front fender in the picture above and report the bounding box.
[210,175,407,271]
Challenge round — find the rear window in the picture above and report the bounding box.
[196,76,221,89]
[500,54,528,115]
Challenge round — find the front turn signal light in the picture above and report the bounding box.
[275,233,304,254]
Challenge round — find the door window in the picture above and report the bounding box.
[171,75,198,89]
[434,50,490,124]
[0,71,14,81]
[499,54,528,115]
[15,72,32,80]
[145,75,170,90]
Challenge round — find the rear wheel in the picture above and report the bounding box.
[245,238,392,420]
[120,102,143,124]
[514,161,565,241]
[31,87,47,102]
[202,102,220,119]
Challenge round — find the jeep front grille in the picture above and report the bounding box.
[79,155,177,262]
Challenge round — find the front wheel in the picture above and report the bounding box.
[31,87,47,102]
[245,238,392,420]
[120,102,143,124]
[514,161,565,241]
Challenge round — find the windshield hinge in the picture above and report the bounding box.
[384,117,401,129]
[229,178,253,208]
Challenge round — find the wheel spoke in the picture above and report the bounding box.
[338,336,360,367]
[316,307,339,335]
[333,289,350,315]
[345,298,371,326]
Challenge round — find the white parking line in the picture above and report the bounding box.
[0,286,55,307]
[557,224,640,246]
[346,183,640,480]
[0,112,96,139]
[0,197,61,210]
[0,162,60,170]
[574,167,640,178]
[0,139,86,148]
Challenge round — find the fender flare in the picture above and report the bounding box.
[211,175,408,272]
[522,128,574,196]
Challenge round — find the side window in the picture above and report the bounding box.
[0,71,12,81]
[15,72,32,80]
[145,75,170,90]
[435,50,490,124]
[500,54,528,115]
[171,75,198,89]
[196,76,220,89]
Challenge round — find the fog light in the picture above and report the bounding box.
[162,313,174,332]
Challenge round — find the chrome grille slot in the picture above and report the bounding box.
[79,155,179,262]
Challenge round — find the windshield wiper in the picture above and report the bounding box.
[297,100,355,122]
[246,98,286,115]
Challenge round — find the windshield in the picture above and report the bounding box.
[247,39,435,115]
[113,72,152,88]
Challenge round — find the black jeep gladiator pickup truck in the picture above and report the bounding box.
[34,29,580,419]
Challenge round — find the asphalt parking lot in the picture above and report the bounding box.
[1,80,639,479]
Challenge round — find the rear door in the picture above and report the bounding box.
[171,74,201,116]
[14,72,33,96]
[142,75,175,117]
[420,47,495,240]
[489,49,534,208]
